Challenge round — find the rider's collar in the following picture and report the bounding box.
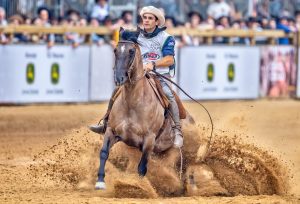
[141,26,167,38]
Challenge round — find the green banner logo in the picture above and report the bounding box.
[228,63,235,82]
[207,63,214,82]
[51,63,60,84]
[26,63,35,84]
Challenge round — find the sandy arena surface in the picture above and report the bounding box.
[0,100,300,203]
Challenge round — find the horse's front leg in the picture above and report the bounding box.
[95,127,118,190]
[138,134,155,177]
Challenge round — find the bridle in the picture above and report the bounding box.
[116,40,146,85]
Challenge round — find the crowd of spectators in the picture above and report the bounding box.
[0,0,300,46]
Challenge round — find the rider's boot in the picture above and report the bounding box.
[169,98,183,148]
[89,88,119,134]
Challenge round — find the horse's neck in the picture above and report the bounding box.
[123,76,147,107]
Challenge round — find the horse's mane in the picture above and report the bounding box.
[119,27,141,45]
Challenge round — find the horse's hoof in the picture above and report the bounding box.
[95,181,106,190]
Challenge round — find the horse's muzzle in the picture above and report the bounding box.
[115,74,128,86]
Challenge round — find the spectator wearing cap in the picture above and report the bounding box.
[91,0,109,24]
[207,0,231,20]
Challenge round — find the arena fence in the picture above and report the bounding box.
[0,26,299,103]
[0,25,297,45]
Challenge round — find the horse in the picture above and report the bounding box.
[95,29,183,190]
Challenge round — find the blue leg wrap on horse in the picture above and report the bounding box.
[100,150,108,160]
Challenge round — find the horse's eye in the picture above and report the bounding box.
[114,48,117,53]
[129,49,135,55]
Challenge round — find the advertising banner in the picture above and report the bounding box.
[178,47,260,100]
[0,45,90,103]
[260,46,297,98]
[89,45,114,101]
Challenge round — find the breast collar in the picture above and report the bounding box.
[140,26,167,38]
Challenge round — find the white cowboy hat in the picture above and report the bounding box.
[140,6,165,27]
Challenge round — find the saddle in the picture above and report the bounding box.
[147,74,186,120]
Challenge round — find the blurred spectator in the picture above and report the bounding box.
[182,11,204,46]
[35,7,55,47]
[288,17,297,32]
[247,17,268,45]
[65,19,82,48]
[228,0,248,20]
[8,14,29,43]
[269,0,282,18]
[0,6,7,25]
[165,16,177,28]
[0,6,7,44]
[207,0,231,20]
[260,17,270,29]
[257,0,270,19]
[90,18,105,46]
[269,18,277,30]
[231,20,245,44]
[38,7,51,26]
[24,16,32,25]
[67,9,81,23]
[160,0,179,17]
[112,10,135,30]
[185,0,209,20]
[277,16,292,45]
[295,10,300,30]
[214,15,230,44]
[185,11,203,28]
[91,0,109,23]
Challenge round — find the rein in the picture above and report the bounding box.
[152,70,214,157]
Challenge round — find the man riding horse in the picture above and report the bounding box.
[89,6,183,148]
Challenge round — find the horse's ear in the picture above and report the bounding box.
[119,27,125,39]
[119,27,125,33]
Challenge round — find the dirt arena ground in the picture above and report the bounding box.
[0,100,300,203]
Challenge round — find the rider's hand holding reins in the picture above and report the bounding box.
[143,62,155,72]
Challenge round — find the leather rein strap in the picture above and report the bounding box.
[152,70,214,155]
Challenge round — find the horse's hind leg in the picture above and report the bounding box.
[95,127,119,190]
[138,134,155,177]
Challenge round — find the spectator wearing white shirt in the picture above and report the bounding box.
[207,0,231,20]
[91,0,109,23]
